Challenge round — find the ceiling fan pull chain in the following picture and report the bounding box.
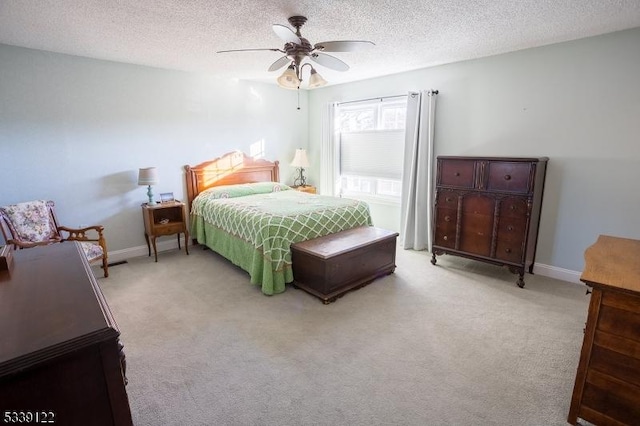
[297,89,301,110]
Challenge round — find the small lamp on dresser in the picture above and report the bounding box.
[138,167,158,205]
[291,148,310,187]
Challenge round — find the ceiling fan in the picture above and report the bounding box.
[217,15,375,89]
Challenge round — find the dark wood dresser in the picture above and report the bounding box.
[0,243,132,426]
[568,235,640,425]
[431,156,548,287]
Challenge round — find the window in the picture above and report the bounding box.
[335,97,407,201]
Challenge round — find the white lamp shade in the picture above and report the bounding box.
[277,65,300,90]
[138,167,158,185]
[290,149,310,168]
[308,69,327,88]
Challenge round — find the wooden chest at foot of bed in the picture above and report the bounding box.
[291,226,399,304]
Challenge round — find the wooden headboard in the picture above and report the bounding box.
[184,151,280,212]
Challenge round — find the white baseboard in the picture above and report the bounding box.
[532,263,582,285]
[107,237,190,264]
[107,240,583,286]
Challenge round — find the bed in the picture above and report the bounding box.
[185,151,373,295]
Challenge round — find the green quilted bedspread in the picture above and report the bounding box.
[190,189,372,295]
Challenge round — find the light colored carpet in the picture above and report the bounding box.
[98,244,589,426]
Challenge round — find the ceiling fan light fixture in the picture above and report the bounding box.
[218,15,374,93]
[277,65,300,89]
[307,67,327,88]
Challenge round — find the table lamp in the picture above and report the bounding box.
[291,149,310,187]
[138,167,158,205]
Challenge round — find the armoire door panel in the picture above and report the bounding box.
[459,194,494,256]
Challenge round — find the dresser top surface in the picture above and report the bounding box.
[437,156,549,162]
[580,234,640,293]
[0,243,118,372]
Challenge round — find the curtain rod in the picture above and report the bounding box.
[337,90,439,106]
[410,89,439,96]
[336,94,407,106]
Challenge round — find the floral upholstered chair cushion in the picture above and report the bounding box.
[80,241,104,262]
[0,200,59,244]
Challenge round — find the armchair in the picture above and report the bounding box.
[0,200,109,277]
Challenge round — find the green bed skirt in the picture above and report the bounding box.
[192,217,292,295]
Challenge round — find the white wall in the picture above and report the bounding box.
[0,45,309,256]
[308,27,640,274]
[2,28,639,275]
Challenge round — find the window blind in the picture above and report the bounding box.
[339,130,404,180]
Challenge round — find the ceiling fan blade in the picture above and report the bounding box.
[217,48,284,53]
[310,52,350,72]
[268,56,291,72]
[314,40,375,52]
[272,24,301,44]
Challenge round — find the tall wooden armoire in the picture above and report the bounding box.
[431,156,548,287]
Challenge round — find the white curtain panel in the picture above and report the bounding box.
[400,90,438,250]
[320,102,338,196]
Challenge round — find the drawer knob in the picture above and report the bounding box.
[510,205,516,211]
[504,174,511,181]
[507,225,514,231]
[445,197,453,203]
[505,248,512,253]
[444,216,451,222]
[454,172,460,177]
[443,236,448,241]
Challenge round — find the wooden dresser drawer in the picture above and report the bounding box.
[494,239,524,263]
[589,340,640,387]
[434,207,457,249]
[154,223,185,236]
[580,370,640,425]
[597,304,640,342]
[496,216,527,241]
[499,197,529,218]
[438,159,476,188]
[436,189,459,209]
[485,161,532,193]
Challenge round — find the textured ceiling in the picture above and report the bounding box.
[1,1,640,87]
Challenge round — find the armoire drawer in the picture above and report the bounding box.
[494,239,524,263]
[485,161,532,193]
[438,159,476,188]
[499,197,529,218]
[436,189,460,208]
[434,207,457,249]
[496,217,527,242]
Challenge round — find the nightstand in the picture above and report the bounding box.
[292,185,317,194]
[141,201,189,262]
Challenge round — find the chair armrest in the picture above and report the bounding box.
[58,225,107,252]
[58,225,104,234]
